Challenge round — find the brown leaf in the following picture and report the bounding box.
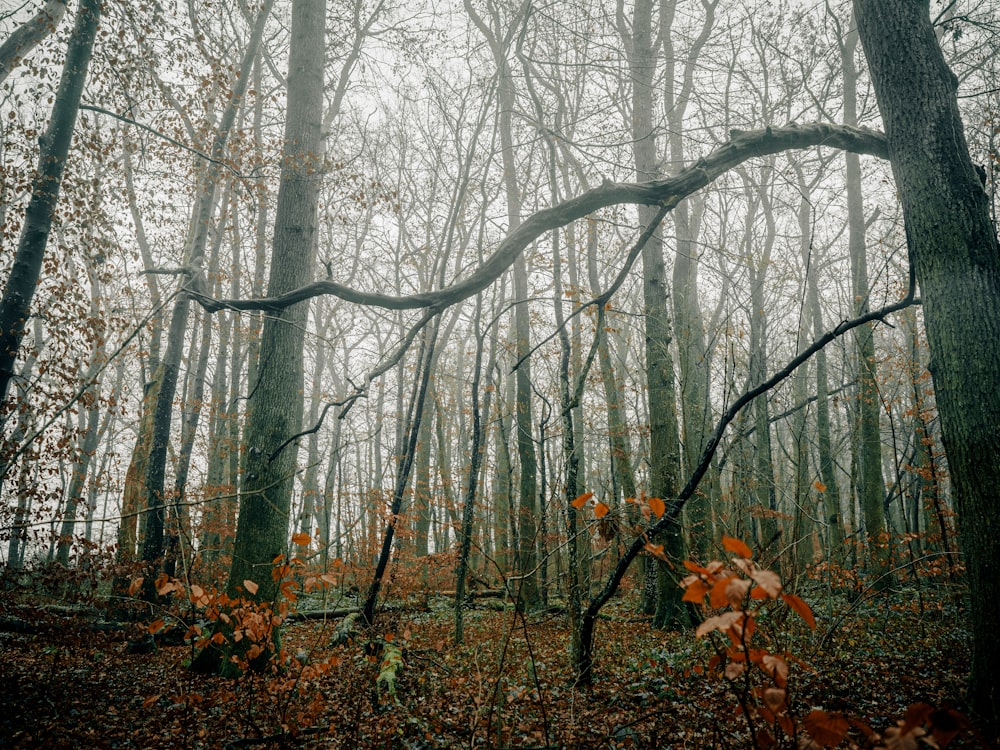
[762,687,787,713]
[803,710,849,748]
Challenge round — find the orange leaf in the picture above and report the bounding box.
[320,573,337,586]
[804,710,850,748]
[147,618,165,635]
[750,569,782,598]
[571,491,593,509]
[813,479,827,493]
[291,532,310,546]
[128,577,144,597]
[682,579,709,603]
[648,496,666,518]
[722,535,753,559]
[210,631,226,645]
[782,593,816,629]
[594,501,610,518]
[142,695,160,708]
[243,579,259,595]
[644,542,667,561]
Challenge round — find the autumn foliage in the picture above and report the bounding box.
[680,537,975,749]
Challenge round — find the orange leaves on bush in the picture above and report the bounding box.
[570,491,593,509]
[803,710,849,748]
[722,535,753,559]
[782,593,816,629]
[682,578,710,603]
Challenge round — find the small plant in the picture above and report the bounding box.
[680,536,976,749]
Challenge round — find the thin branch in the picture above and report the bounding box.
[79,104,253,178]
[582,277,920,626]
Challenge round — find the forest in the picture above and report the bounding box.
[1,0,998,747]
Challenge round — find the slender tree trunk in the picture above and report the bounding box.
[0,0,101,417]
[842,18,890,584]
[854,0,1000,729]
[138,1,273,598]
[623,0,684,632]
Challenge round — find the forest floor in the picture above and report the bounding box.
[0,582,982,749]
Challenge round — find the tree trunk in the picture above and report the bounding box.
[191,0,322,674]
[0,0,67,86]
[626,0,684,633]
[0,0,101,416]
[854,0,1000,730]
[842,18,890,585]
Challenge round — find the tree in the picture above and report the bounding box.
[0,0,101,423]
[0,0,67,86]
[853,0,1000,729]
[190,0,324,674]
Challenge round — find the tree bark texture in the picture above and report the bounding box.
[854,0,1000,729]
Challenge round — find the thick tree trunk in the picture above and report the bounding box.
[191,0,323,674]
[854,0,1000,730]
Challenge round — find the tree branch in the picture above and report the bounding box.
[192,123,888,315]
[582,278,920,627]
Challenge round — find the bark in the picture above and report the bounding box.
[623,0,684,636]
[854,0,1000,729]
[0,0,67,85]
[663,0,719,562]
[0,0,101,416]
[138,0,273,599]
[463,0,539,609]
[796,166,845,565]
[454,297,488,644]
[361,327,438,625]
[191,0,323,674]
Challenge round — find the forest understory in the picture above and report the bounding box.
[0,576,979,750]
